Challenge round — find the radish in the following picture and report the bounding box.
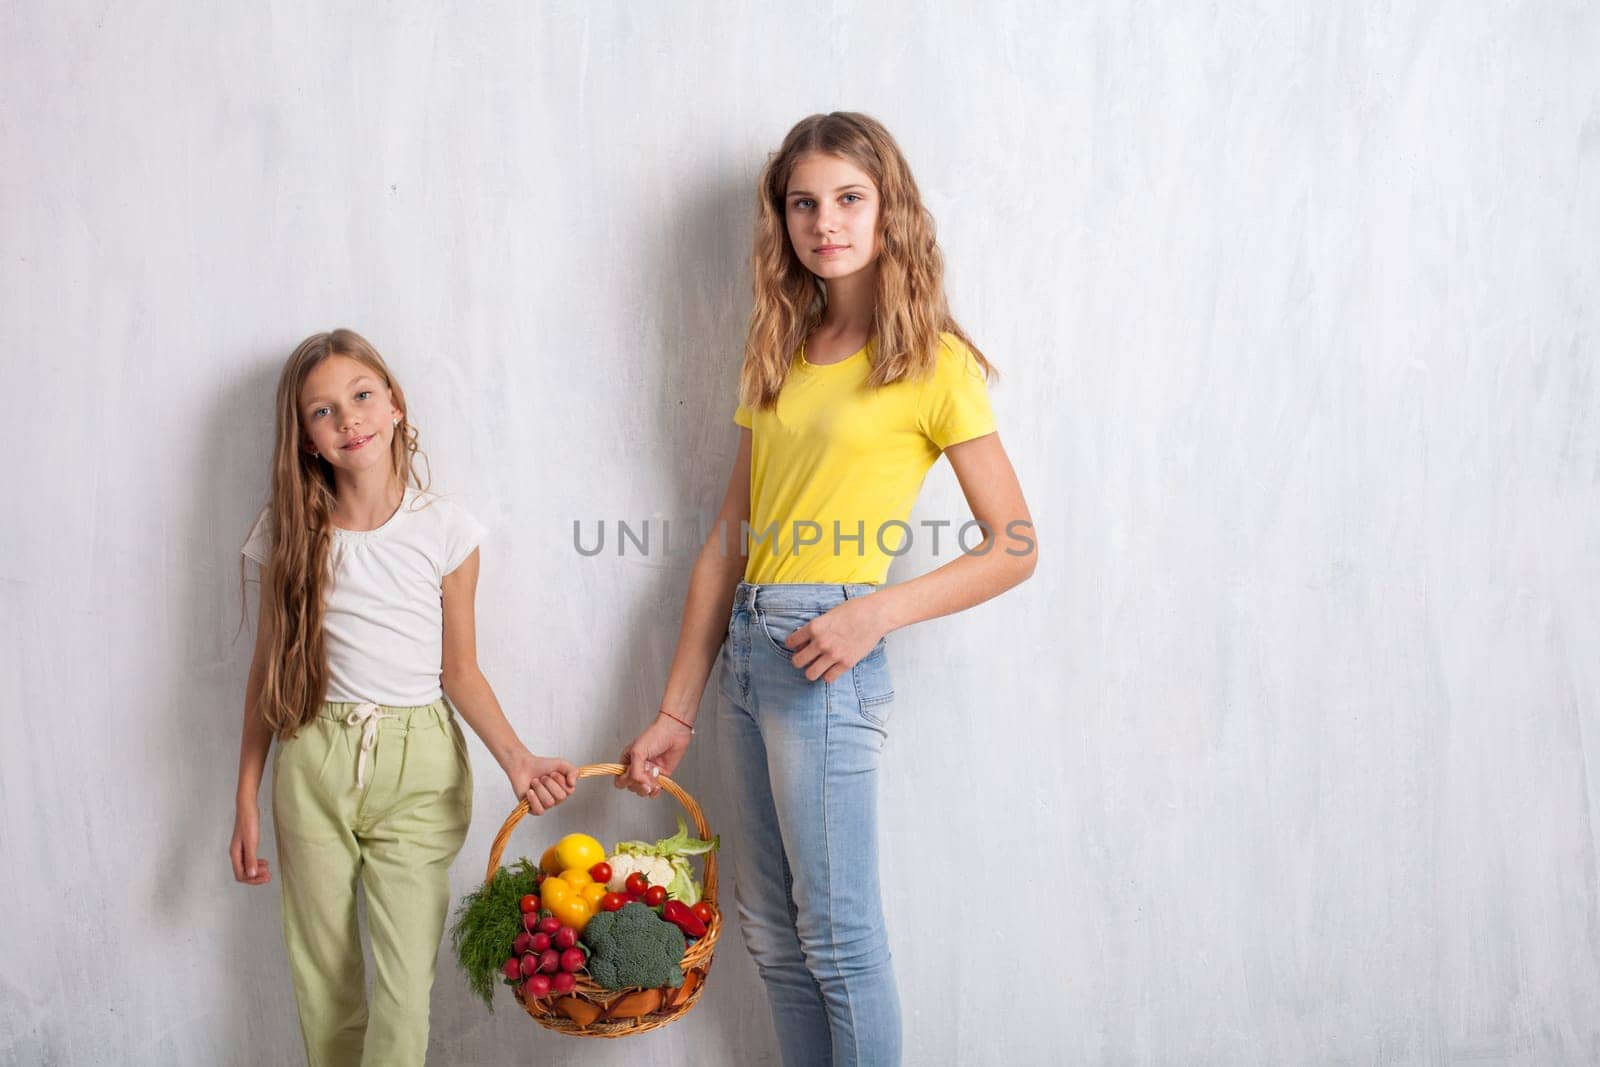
[530,932,551,953]
[560,948,586,973]
[519,954,540,978]
[513,932,532,956]
[553,926,578,951]
[551,971,576,995]
[502,958,520,981]
[523,973,551,999]
[538,949,561,974]
[537,916,561,935]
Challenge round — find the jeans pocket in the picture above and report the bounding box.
[851,640,895,726]
[756,607,820,663]
[716,638,737,701]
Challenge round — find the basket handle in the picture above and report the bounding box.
[482,763,719,904]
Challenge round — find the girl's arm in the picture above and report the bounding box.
[442,549,579,814]
[230,579,275,885]
[615,429,752,797]
[786,431,1038,682]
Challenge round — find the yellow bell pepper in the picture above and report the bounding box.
[540,875,572,907]
[558,868,595,890]
[550,893,596,932]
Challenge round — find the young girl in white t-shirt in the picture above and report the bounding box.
[227,328,576,1065]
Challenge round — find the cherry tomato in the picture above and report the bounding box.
[625,872,650,896]
[519,894,538,914]
[601,892,627,912]
[589,862,613,885]
[691,902,714,925]
[644,885,667,908]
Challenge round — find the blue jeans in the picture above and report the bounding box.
[716,581,902,1067]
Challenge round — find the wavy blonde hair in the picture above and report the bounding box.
[740,111,994,409]
[251,329,427,739]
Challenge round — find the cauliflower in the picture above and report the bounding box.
[605,852,674,893]
[609,818,720,905]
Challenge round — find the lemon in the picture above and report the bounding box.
[555,833,607,873]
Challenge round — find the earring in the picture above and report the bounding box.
[392,418,399,426]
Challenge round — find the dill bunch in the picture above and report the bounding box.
[450,857,542,1010]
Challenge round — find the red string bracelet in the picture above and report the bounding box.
[657,708,696,734]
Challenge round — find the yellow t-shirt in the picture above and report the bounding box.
[733,332,996,585]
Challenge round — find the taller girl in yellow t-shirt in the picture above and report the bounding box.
[617,113,1037,1066]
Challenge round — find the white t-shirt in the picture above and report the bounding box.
[241,488,486,707]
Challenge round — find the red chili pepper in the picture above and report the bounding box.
[662,899,707,939]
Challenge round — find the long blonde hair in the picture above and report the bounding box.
[252,329,427,739]
[740,111,994,409]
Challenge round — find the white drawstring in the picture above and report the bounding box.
[345,701,397,789]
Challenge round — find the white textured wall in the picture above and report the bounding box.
[3,2,1598,1064]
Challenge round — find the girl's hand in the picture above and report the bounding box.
[229,803,271,886]
[615,717,693,799]
[505,751,580,815]
[785,596,889,682]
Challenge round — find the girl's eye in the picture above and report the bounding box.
[311,407,330,418]
[792,198,814,211]
[842,193,862,204]
[355,390,372,401]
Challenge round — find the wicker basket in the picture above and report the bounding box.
[482,762,721,1037]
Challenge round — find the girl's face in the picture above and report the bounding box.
[784,152,881,282]
[298,354,403,473]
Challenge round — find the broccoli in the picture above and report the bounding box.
[580,902,687,991]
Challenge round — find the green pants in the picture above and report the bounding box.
[272,699,472,1066]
